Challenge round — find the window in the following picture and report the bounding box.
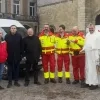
[29,2,35,16]
[13,0,20,14]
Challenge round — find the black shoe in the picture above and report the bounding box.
[80,80,85,88]
[34,82,41,85]
[24,81,29,87]
[89,85,98,90]
[14,82,20,87]
[66,78,71,84]
[81,83,89,88]
[7,82,12,88]
[72,80,79,84]
[0,86,4,90]
[50,79,56,83]
[58,77,62,83]
[44,78,49,84]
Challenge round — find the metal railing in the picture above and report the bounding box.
[0,12,38,22]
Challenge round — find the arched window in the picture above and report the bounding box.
[95,14,100,25]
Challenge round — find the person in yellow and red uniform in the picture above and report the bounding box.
[68,26,85,88]
[69,26,85,38]
[39,24,56,84]
[55,25,70,84]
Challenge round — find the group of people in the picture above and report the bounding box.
[0,23,100,91]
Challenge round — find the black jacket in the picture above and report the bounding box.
[5,32,22,63]
[22,35,42,64]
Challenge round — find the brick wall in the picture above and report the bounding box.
[7,0,11,13]
[22,0,28,15]
[38,0,78,32]
[77,0,85,30]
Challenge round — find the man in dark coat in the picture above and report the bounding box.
[5,25,22,88]
[23,28,41,86]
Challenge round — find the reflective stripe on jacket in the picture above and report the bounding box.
[39,32,55,54]
[55,33,69,54]
[68,35,85,55]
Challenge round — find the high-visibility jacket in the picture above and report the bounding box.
[68,35,85,55]
[69,31,85,38]
[39,32,55,54]
[55,33,69,54]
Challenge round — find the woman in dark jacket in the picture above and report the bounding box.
[5,25,22,88]
[23,28,41,86]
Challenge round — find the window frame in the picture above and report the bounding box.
[13,0,20,15]
[29,2,35,16]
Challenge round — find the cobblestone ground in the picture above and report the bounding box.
[0,70,100,100]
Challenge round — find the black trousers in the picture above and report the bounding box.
[7,61,20,82]
[25,62,39,83]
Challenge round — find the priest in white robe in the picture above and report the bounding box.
[80,24,100,90]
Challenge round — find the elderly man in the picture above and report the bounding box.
[69,26,84,38]
[68,26,85,87]
[80,24,100,90]
[23,28,41,86]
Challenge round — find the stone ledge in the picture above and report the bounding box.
[38,0,73,7]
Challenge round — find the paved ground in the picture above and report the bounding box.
[0,70,100,100]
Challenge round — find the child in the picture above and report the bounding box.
[0,32,8,90]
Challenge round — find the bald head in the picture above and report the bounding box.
[27,28,34,36]
[72,26,79,35]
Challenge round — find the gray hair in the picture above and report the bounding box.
[87,23,95,28]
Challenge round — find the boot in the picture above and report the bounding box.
[58,77,62,83]
[89,85,98,90]
[72,80,79,84]
[50,78,56,83]
[44,78,49,84]
[24,81,29,87]
[34,81,41,85]
[0,86,4,90]
[80,80,85,88]
[81,83,89,88]
[66,78,71,84]
[14,81,20,87]
[7,82,12,88]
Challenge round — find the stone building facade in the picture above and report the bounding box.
[0,0,39,32]
[37,0,100,32]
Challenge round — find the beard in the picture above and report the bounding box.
[44,29,49,33]
[89,30,94,34]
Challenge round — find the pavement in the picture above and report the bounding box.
[0,70,100,100]
[0,55,99,100]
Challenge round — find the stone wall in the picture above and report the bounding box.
[38,0,78,32]
[85,0,100,26]
[78,0,85,30]
[85,0,92,27]
[91,0,100,24]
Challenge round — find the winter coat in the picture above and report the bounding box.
[22,35,42,64]
[5,32,22,63]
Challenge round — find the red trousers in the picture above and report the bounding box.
[72,54,85,80]
[57,54,70,72]
[42,54,55,72]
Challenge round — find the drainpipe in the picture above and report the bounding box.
[5,0,7,13]
[36,0,39,33]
